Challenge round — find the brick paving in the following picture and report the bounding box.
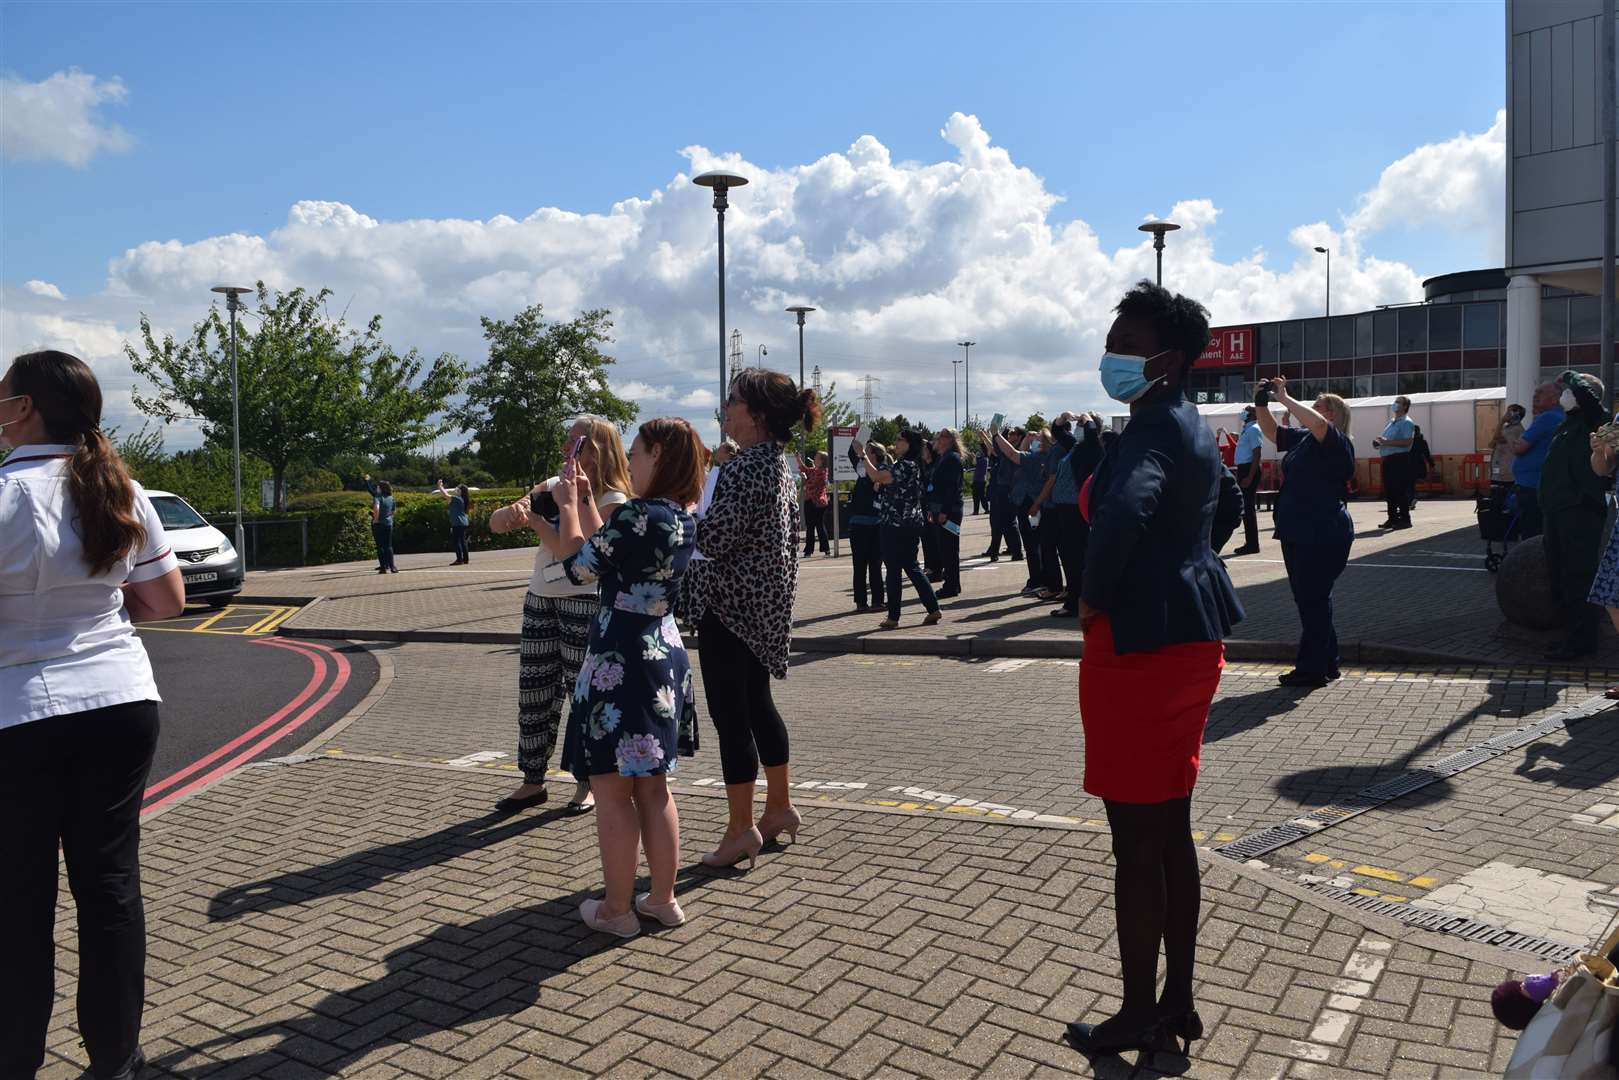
[248,500,1619,668]
[45,754,1523,1079]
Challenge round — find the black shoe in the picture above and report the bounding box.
[1159,1008,1204,1056]
[1377,518,1397,529]
[1390,520,1412,530]
[377,568,388,574]
[1229,545,1260,556]
[979,550,998,559]
[1007,553,1024,562]
[1327,668,1342,681]
[566,798,595,815]
[1051,606,1079,618]
[936,588,960,599]
[1064,1012,1165,1056]
[494,787,549,812]
[1277,669,1329,688]
[389,567,400,573]
[93,1046,146,1080]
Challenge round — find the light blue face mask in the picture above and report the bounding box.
[1099,350,1170,404]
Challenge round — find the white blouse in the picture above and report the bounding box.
[0,444,178,727]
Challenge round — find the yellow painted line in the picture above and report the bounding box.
[190,606,236,632]
[138,625,274,636]
[1304,853,1332,864]
[1382,895,1410,903]
[246,606,298,634]
[238,607,286,635]
[1351,865,1407,883]
[1408,875,1440,889]
[1352,887,1382,898]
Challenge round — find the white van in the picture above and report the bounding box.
[145,489,245,606]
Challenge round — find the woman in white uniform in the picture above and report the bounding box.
[0,350,185,1080]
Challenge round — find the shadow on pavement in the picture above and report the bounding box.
[167,867,726,1078]
[1516,704,1619,790]
[1203,686,1306,745]
[207,807,572,922]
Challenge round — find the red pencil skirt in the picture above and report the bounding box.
[1079,613,1225,804]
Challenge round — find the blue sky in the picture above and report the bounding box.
[1,0,1508,440]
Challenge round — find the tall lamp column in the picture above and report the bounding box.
[787,305,816,457]
[1138,221,1181,286]
[1314,246,1332,318]
[693,171,749,435]
[957,340,975,429]
[211,284,253,554]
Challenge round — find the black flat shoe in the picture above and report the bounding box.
[1277,669,1329,688]
[494,787,549,812]
[1051,606,1079,618]
[91,1046,146,1080]
[566,799,595,815]
[936,588,961,599]
[1064,1013,1165,1056]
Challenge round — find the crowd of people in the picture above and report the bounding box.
[10,277,1619,1076]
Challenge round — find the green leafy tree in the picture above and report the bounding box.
[867,415,899,447]
[127,283,465,509]
[1024,412,1048,432]
[801,381,860,454]
[452,306,637,484]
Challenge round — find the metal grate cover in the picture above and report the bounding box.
[1301,884,1580,963]
[1214,824,1311,861]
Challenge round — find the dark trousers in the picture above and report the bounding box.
[1017,501,1043,585]
[882,524,939,620]
[1052,504,1086,609]
[849,522,884,607]
[1382,455,1412,524]
[1515,485,1544,539]
[802,501,829,554]
[1281,538,1352,676]
[972,481,986,515]
[372,521,395,570]
[451,524,469,562]
[1545,506,1606,651]
[698,612,789,784]
[1037,509,1062,592]
[1236,463,1261,550]
[1104,797,1201,1018]
[938,509,962,593]
[922,519,941,576]
[1,701,160,1080]
[989,487,1022,557]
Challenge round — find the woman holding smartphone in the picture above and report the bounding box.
[489,416,631,813]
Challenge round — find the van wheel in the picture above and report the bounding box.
[206,596,232,609]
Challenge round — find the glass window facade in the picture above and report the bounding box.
[1304,319,1330,361]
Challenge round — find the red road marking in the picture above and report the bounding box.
[141,638,353,816]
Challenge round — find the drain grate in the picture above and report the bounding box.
[1215,823,1313,861]
[1359,769,1443,800]
[1428,747,1502,774]
[1300,883,1580,963]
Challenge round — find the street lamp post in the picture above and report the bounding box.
[957,341,975,428]
[786,306,816,457]
[951,358,962,429]
[1314,246,1332,318]
[693,171,748,434]
[757,343,768,368]
[1138,221,1181,286]
[210,284,253,559]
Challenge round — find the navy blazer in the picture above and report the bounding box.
[928,450,965,513]
[1082,396,1245,655]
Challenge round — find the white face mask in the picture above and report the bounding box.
[0,395,26,453]
[1560,389,1578,412]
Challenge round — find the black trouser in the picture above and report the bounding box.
[1,701,160,1080]
[802,500,829,554]
[698,612,789,785]
[972,481,986,515]
[1017,500,1043,585]
[1037,509,1062,592]
[1281,537,1352,676]
[372,521,395,570]
[882,524,939,620]
[1236,463,1261,550]
[1382,454,1412,524]
[1515,485,1544,539]
[922,518,941,576]
[849,522,884,607]
[937,508,962,593]
[988,486,1021,557]
[1545,505,1606,651]
[451,524,469,562]
[1051,504,1086,609]
[1104,797,1200,1019]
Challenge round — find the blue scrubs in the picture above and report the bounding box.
[1274,424,1356,677]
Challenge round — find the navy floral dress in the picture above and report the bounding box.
[561,499,699,778]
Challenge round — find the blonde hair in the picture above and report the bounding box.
[581,418,632,497]
[1316,394,1351,435]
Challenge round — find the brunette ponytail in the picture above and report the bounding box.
[730,368,824,443]
[798,388,823,435]
[9,351,146,575]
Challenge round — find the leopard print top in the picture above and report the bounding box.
[687,440,800,679]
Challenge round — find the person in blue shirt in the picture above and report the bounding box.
[1231,407,1265,555]
[434,478,473,565]
[1510,382,1565,539]
[364,474,397,574]
[1255,378,1356,688]
[992,426,1050,591]
[1372,396,1416,530]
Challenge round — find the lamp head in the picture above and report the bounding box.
[1138,221,1180,250]
[786,305,815,326]
[1314,246,1329,254]
[693,170,748,190]
[211,284,254,310]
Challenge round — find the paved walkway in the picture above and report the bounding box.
[243,500,1619,669]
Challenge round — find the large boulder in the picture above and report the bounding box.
[1496,536,1560,630]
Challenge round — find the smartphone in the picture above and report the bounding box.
[561,435,587,480]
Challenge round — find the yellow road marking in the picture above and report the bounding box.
[1351,865,1407,883]
[1408,875,1440,889]
[190,606,236,632]
[244,606,298,635]
[1352,887,1382,898]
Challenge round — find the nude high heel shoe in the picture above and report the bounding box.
[700,826,763,870]
[757,805,802,845]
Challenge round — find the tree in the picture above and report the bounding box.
[1024,412,1048,432]
[452,306,637,484]
[127,283,465,509]
[801,381,860,455]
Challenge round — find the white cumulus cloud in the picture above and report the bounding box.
[1346,110,1506,244]
[25,279,65,300]
[1,69,133,168]
[1,111,1503,446]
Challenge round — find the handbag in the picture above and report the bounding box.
[1505,914,1619,1078]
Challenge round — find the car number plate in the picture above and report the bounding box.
[185,571,219,584]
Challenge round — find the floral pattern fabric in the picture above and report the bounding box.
[560,499,698,777]
[879,458,926,528]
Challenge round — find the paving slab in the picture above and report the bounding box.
[42,753,1523,1079]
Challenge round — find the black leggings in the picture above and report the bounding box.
[698,612,789,784]
[2,700,159,1079]
[1103,797,1200,1017]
